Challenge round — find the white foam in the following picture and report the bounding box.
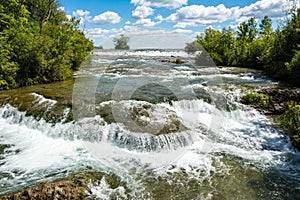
[30,92,57,106]
[88,177,127,199]
[92,50,190,58]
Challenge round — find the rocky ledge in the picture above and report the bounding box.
[241,85,300,150]
[0,171,128,200]
[241,85,300,115]
[97,100,188,135]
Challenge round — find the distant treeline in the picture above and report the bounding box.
[186,9,300,86]
[0,0,94,89]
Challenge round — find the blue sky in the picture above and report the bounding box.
[59,0,299,49]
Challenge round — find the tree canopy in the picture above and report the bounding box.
[114,34,130,50]
[0,0,93,89]
[185,11,300,86]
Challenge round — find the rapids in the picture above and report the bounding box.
[0,49,299,199]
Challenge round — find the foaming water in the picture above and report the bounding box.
[0,49,300,199]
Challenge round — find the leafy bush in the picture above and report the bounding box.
[0,0,94,89]
[242,93,273,109]
[280,102,300,147]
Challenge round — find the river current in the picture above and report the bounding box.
[0,49,299,199]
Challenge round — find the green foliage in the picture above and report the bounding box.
[184,40,202,52]
[0,0,93,89]
[259,16,272,37]
[113,34,130,50]
[0,36,18,89]
[185,11,300,77]
[280,102,300,146]
[242,93,273,109]
[0,0,29,31]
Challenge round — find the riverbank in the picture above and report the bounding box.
[241,84,300,150]
[0,0,93,90]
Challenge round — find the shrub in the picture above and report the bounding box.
[280,102,300,147]
[241,93,273,109]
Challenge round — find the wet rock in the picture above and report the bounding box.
[97,100,188,135]
[0,79,74,124]
[241,85,300,150]
[241,85,300,115]
[1,180,87,200]
[160,57,185,64]
[0,171,129,200]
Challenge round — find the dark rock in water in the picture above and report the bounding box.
[97,100,188,135]
[160,58,185,64]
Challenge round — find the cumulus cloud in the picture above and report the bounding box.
[165,0,288,28]
[72,10,90,17]
[86,27,122,39]
[66,15,72,20]
[91,11,121,25]
[166,4,239,28]
[172,29,193,34]
[156,15,163,21]
[132,5,154,19]
[238,0,286,22]
[135,18,161,27]
[130,0,188,9]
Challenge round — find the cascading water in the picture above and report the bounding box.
[0,49,300,199]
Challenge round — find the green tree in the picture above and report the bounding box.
[0,0,94,89]
[24,0,58,34]
[185,40,201,53]
[237,17,257,42]
[0,36,18,89]
[259,16,272,37]
[0,0,29,32]
[114,34,130,50]
[248,17,258,41]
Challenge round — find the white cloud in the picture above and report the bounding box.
[130,0,188,9]
[86,27,122,39]
[72,10,90,17]
[172,29,193,34]
[173,22,196,29]
[91,11,121,25]
[125,21,131,25]
[132,5,154,19]
[66,15,72,20]
[58,6,65,11]
[166,4,239,28]
[89,26,193,49]
[165,0,289,28]
[237,0,286,22]
[135,18,161,27]
[124,25,138,31]
[156,15,163,21]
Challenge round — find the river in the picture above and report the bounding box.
[0,49,300,199]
